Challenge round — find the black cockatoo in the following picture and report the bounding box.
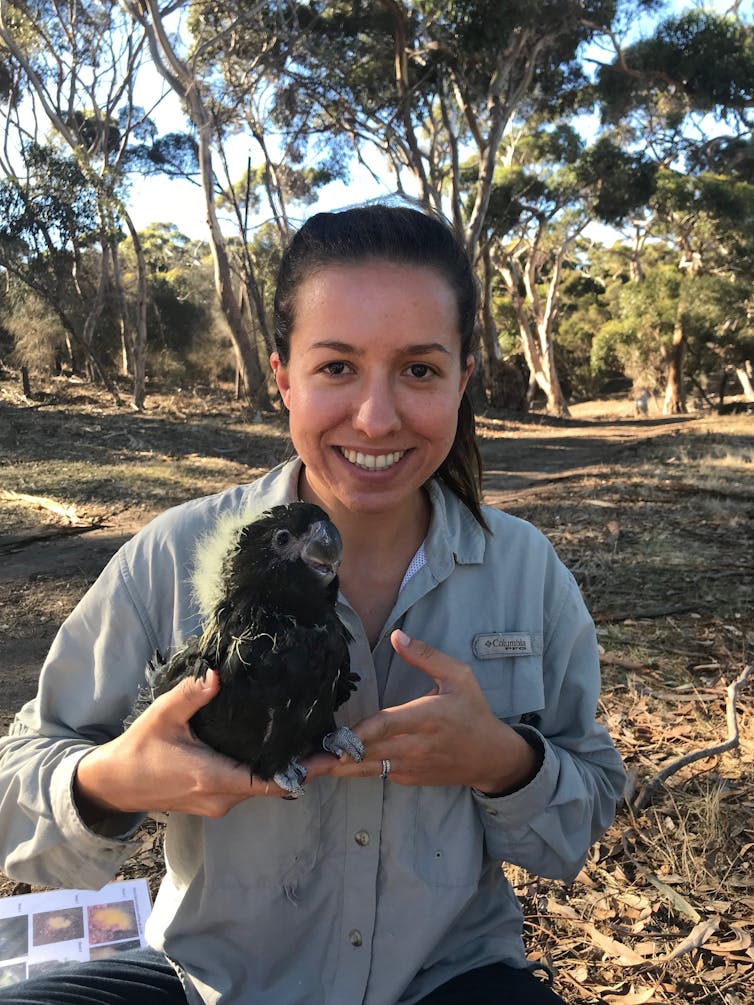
[125,502,363,796]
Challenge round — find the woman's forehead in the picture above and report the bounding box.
[292,260,457,316]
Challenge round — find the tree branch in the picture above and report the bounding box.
[632,664,754,814]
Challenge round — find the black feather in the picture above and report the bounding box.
[125,503,362,793]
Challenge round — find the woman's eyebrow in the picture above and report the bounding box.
[402,342,452,356]
[307,340,361,355]
[307,340,451,356]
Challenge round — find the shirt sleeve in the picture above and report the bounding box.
[472,569,626,883]
[0,547,156,890]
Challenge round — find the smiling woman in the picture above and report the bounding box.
[0,204,624,1005]
[271,263,472,521]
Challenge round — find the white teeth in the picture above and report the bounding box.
[341,448,406,471]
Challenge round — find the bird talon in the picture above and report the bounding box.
[273,759,307,798]
[322,726,365,763]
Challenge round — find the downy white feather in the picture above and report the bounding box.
[191,506,266,618]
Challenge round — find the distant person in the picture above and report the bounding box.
[0,204,625,1005]
[634,389,650,416]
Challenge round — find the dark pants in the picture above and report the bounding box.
[0,947,567,1003]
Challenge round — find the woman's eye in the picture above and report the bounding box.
[321,361,350,376]
[407,363,433,379]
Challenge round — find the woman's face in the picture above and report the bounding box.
[271,261,473,522]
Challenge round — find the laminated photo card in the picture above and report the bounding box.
[0,879,152,986]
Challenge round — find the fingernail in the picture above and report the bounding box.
[200,668,216,689]
[394,629,411,647]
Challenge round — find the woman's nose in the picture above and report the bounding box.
[352,381,401,437]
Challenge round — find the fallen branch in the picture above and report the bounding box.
[599,652,646,671]
[1,489,82,524]
[632,664,754,814]
[0,522,103,555]
[594,604,699,623]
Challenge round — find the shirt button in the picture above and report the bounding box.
[349,929,363,947]
[354,830,370,846]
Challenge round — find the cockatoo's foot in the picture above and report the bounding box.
[322,726,365,763]
[274,759,307,799]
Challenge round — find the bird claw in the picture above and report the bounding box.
[273,759,307,799]
[322,726,365,763]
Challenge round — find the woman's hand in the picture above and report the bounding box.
[306,630,542,794]
[74,669,288,825]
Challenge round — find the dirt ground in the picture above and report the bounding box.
[1,370,753,1004]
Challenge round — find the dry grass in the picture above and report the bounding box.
[495,417,754,1003]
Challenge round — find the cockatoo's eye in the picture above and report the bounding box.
[273,529,292,549]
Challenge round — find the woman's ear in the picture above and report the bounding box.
[270,352,291,409]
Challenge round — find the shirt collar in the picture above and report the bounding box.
[423,478,486,581]
[243,457,487,580]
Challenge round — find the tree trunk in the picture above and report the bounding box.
[120,213,149,411]
[499,253,570,417]
[538,347,570,417]
[191,101,271,412]
[735,361,754,401]
[663,315,687,414]
[134,0,271,414]
[479,243,525,410]
[108,240,133,378]
[80,228,110,384]
[63,332,77,373]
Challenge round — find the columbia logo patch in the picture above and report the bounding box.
[472,633,542,659]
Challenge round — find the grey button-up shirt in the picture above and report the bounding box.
[0,459,625,1004]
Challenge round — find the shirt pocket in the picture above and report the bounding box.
[412,785,484,888]
[471,654,545,725]
[197,788,323,893]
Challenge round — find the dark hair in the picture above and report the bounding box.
[273,204,488,529]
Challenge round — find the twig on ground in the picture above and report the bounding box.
[1,490,82,524]
[0,524,104,555]
[632,664,754,814]
[621,832,701,922]
[594,605,699,623]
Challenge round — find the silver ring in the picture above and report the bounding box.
[380,758,391,780]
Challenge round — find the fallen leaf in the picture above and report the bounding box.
[706,926,752,955]
[603,990,660,1004]
[665,916,721,962]
[586,924,646,965]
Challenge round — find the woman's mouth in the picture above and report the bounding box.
[339,448,407,471]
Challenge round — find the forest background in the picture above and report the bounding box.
[1,0,754,418]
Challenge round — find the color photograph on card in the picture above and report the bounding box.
[90,938,142,960]
[0,916,28,962]
[87,901,139,946]
[32,907,84,946]
[0,962,27,988]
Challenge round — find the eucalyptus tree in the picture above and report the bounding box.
[476,125,655,415]
[120,0,276,414]
[186,0,348,367]
[0,142,121,395]
[0,0,162,408]
[594,4,754,412]
[123,222,223,384]
[247,0,656,410]
[267,0,631,256]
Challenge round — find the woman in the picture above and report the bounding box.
[0,205,625,1004]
